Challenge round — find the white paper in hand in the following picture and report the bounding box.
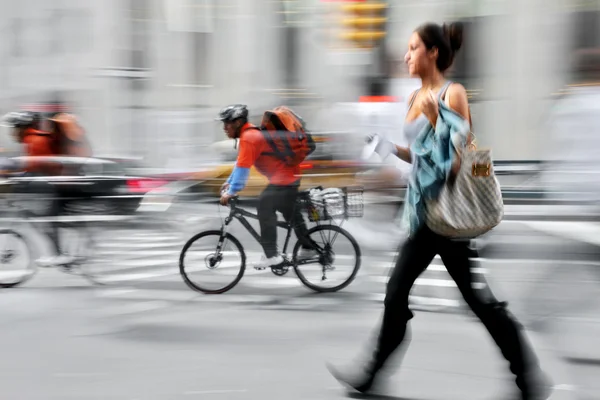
[361,134,380,161]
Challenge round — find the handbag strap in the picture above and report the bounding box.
[407,90,420,110]
[466,110,477,150]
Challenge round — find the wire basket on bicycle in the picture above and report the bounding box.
[303,186,364,222]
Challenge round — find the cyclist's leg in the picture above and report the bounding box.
[257,184,279,258]
[36,182,74,266]
[278,185,315,250]
[46,197,63,255]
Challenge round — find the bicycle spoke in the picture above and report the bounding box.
[318,229,327,245]
[330,229,341,247]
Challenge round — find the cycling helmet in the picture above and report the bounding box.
[216,104,248,123]
[1,111,39,128]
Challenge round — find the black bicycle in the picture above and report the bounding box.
[179,186,363,294]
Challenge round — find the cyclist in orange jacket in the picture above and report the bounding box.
[216,104,316,270]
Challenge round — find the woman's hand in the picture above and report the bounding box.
[421,90,439,128]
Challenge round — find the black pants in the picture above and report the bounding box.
[257,184,313,258]
[369,224,541,395]
[19,174,89,255]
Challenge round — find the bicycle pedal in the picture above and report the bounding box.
[253,266,267,271]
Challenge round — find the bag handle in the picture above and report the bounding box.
[466,110,477,150]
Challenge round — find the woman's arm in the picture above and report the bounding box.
[445,83,470,121]
[445,83,471,175]
[394,145,412,164]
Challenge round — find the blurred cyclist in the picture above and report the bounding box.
[2,111,62,174]
[2,110,76,267]
[44,98,93,158]
[216,104,316,270]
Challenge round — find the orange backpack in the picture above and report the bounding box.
[50,113,93,158]
[259,106,316,166]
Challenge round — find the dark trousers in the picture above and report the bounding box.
[15,173,64,254]
[369,224,541,395]
[257,184,313,258]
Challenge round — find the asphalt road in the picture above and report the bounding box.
[0,275,582,400]
[1,203,599,399]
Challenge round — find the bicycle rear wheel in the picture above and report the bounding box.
[0,229,36,288]
[179,230,246,294]
[293,224,361,293]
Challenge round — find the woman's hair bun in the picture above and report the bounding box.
[443,22,464,53]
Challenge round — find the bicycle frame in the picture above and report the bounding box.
[223,204,295,254]
[217,198,322,266]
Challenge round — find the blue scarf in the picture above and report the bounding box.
[401,101,470,237]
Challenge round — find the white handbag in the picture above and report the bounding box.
[425,131,504,239]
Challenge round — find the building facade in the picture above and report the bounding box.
[0,0,590,164]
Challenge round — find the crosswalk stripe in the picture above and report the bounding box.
[239,277,302,288]
[95,288,277,304]
[368,261,487,275]
[97,257,178,270]
[98,230,181,238]
[369,276,487,289]
[94,268,180,283]
[97,241,181,249]
[96,287,201,302]
[366,293,462,308]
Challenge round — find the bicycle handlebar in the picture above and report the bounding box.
[227,195,239,207]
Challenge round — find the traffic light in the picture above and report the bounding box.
[338,1,388,49]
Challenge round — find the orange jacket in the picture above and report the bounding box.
[237,123,300,186]
[22,128,61,174]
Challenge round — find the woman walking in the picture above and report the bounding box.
[328,22,552,400]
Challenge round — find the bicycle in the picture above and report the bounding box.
[179,186,364,294]
[0,179,105,288]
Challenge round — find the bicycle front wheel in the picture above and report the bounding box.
[293,225,361,293]
[179,230,246,294]
[0,229,36,288]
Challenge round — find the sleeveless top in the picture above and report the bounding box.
[403,81,453,144]
[399,81,453,232]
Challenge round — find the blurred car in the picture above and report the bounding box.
[180,132,383,199]
[2,156,170,215]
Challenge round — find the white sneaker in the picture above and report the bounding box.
[297,248,318,260]
[253,255,284,270]
[36,255,75,267]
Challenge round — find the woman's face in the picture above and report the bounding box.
[404,32,435,77]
